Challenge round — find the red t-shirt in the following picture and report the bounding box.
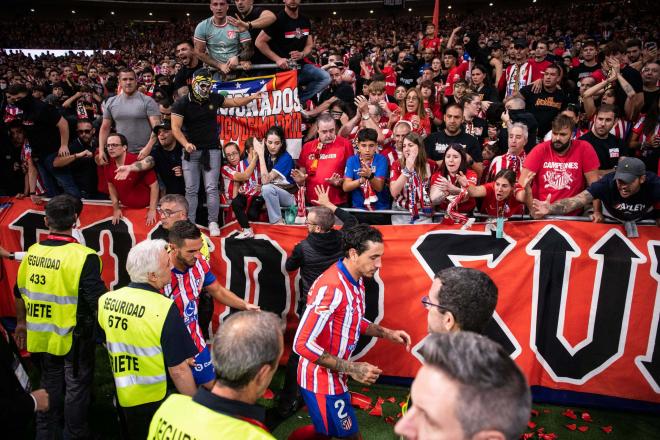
[104,152,157,208]
[382,66,398,96]
[430,169,478,212]
[481,182,524,217]
[444,61,469,96]
[401,112,431,137]
[299,136,354,205]
[527,58,553,81]
[523,140,599,207]
[420,37,442,51]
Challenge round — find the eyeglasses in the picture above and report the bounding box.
[157,208,183,218]
[77,129,92,134]
[225,151,240,158]
[421,295,453,314]
[106,143,124,149]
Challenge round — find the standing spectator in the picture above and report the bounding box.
[399,87,431,137]
[499,38,533,98]
[430,144,478,219]
[419,80,443,129]
[293,114,354,208]
[15,195,106,440]
[4,84,79,198]
[53,119,99,199]
[98,239,197,440]
[500,96,539,152]
[459,169,526,218]
[97,68,160,162]
[228,0,277,66]
[569,40,600,89]
[171,68,262,235]
[147,311,282,439]
[104,133,159,225]
[390,133,437,224]
[342,128,390,223]
[579,104,627,175]
[419,23,441,51]
[193,0,252,77]
[629,96,660,174]
[519,114,600,214]
[395,332,531,440]
[254,126,297,224]
[487,122,528,182]
[62,85,102,123]
[172,40,202,94]
[641,62,660,115]
[520,64,568,138]
[381,120,411,169]
[528,40,553,81]
[424,104,483,176]
[255,0,331,104]
[461,91,488,145]
[470,64,500,103]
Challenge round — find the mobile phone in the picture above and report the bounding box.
[645,42,657,50]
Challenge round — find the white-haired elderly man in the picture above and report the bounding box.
[98,239,197,440]
[486,122,528,182]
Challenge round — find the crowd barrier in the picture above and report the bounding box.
[0,198,658,411]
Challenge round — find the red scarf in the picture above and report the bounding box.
[295,185,307,224]
[307,141,323,176]
[360,159,378,211]
[445,188,470,224]
[407,170,432,223]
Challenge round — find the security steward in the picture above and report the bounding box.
[98,239,197,440]
[148,311,283,440]
[14,194,107,439]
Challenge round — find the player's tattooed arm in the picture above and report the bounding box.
[316,352,382,385]
[364,323,412,349]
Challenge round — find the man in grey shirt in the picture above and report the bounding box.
[97,68,160,164]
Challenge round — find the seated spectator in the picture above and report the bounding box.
[459,169,527,218]
[579,104,627,176]
[519,114,600,215]
[486,122,528,182]
[533,157,660,224]
[430,144,478,221]
[104,133,159,225]
[292,114,354,208]
[630,96,660,174]
[254,126,296,224]
[223,140,263,239]
[342,128,390,224]
[53,120,100,199]
[399,87,431,136]
[390,132,437,224]
[394,332,531,440]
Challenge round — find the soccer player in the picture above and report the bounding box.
[164,220,259,389]
[293,224,411,439]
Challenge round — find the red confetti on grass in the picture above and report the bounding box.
[578,426,589,432]
[581,412,593,422]
[385,397,397,403]
[527,421,537,429]
[368,397,384,417]
[543,409,551,414]
[562,409,578,419]
[539,433,558,440]
[522,433,534,439]
[601,425,613,434]
[262,389,274,400]
[384,416,396,425]
[361,388,370,392]
[398,402,406,408]
[531,409,540,417]
[565,423,577,431]
[350,392,372,410]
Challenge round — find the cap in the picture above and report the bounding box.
[513,38,528,48]
[153,120,171,134]
[614,157,645,183]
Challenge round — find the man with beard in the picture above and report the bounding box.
[533,157,660,224]
[4,84,78,198]
[53,119,99,199]
[641,62,659,114]
[294,224,411,439]
[519,114,600,215]
[579,104,627,175]
[164,220,259,389]
[172,40,202,94]
[423,104,483,177]
[520,63,568,137]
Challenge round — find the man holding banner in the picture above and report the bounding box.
[255,0,330,104]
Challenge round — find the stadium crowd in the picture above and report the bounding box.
[0,0,659,438]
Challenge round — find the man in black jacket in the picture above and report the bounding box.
[276,185,357,419]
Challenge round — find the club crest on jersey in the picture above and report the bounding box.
[314,305,331,315]
[184,301,196,317]
[341,416,352,431]
[227,30,236,39]
[295,27,303,39]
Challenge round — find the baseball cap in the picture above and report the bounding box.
[513,38,528,48]
[614,157,645,183]
[153,120,172,134]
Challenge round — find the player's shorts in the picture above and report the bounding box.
[191,346,215,385]
[300,388,358,438]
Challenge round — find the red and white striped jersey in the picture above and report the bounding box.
[162,257,215,353]
[294,261,371,395]
[237,158,261,196]
[500,62,533,98]
[486,152,527,183]
[221,163,240,203]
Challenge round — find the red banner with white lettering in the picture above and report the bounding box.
[214,70,303,158]
[0,198,659,408]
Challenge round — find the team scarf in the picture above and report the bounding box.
[360,159,378,211]
[307,140,324,176]
[445,187,470,225]
[295,185,307,224]
[407,170,432,223]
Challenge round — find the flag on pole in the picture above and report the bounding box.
[432,0,440,38]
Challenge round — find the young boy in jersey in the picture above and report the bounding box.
[293,224,411,438]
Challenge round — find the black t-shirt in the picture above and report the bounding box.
[397,66,419,88]
[262,10,311,60]
[172,59,203,94]
[237,6,271,65]
[614,66,643,112]
[0,144,24,196]
[150,142,185,195]
[520,85,568,136]
[14,97,62,160]
[569,63,600,86]
[171,93,225,150]
[642,88,660,115]
[68,138,98,197]
[579,131,627,171]
[424,130,483,163]
[587,172,660,221]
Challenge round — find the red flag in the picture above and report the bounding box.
[432,0,440,38]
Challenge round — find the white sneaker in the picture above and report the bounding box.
[234,228,255,240]
[209,222,221,237]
